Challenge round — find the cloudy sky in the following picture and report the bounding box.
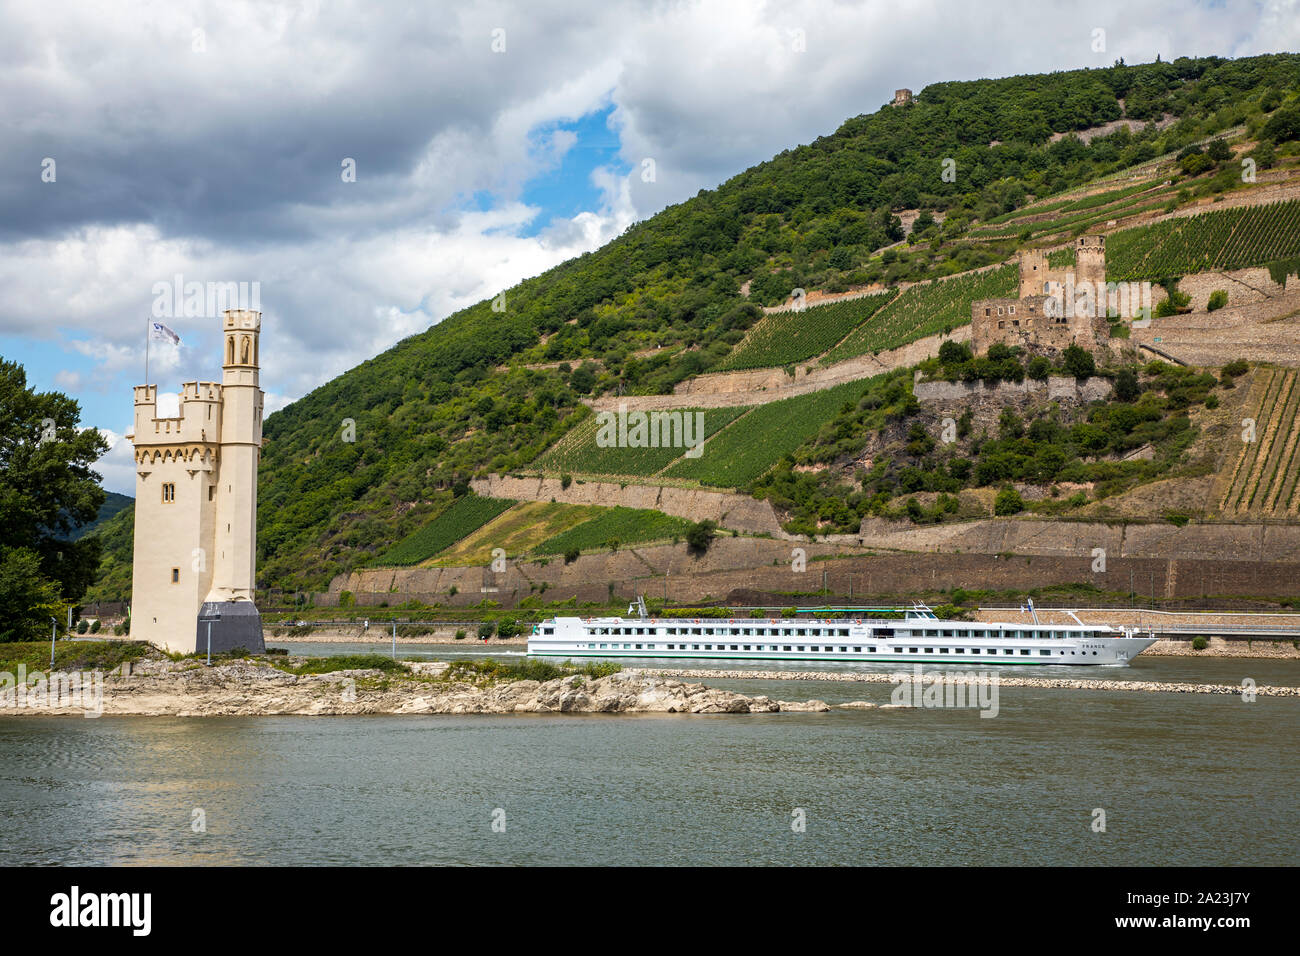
[3,0,1297,495]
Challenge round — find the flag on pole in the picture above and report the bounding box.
[150,322,181,345]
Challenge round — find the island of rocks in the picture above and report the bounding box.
[3,657,831,718]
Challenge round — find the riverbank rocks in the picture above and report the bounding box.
[0,658,837,717]
[636,667,1300,697]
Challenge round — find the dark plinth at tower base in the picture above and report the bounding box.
[196,601,266,656]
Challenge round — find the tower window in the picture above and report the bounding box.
[171,568,179,583]
[162,482,176,503]
[208,486,215,501]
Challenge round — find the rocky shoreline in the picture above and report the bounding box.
[0,659,830,717]
[639,667,1300,697]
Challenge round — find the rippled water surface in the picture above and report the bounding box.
[2,661,1297,865]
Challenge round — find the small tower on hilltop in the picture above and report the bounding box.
[893,88,913,107]
[129,310,266,654]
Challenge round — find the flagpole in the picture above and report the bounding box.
[144,317,150,386]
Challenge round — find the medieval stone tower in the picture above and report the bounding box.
[128,309,266,654]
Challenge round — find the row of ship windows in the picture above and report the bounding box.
[583,643,1101,657]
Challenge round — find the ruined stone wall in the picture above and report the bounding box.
[913,374,1112,405]
[329,531,1300,608]
[469,474,784,534]
[592,326,972,412]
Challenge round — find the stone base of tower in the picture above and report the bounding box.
[196,601,265,656]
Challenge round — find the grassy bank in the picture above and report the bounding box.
[0,640,150,673]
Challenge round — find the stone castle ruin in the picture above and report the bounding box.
[971,235,1145,357]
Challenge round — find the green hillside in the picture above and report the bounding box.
[84,53,1300,597]
[71,490,132,540]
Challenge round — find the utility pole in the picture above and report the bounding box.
[199,609,217,666]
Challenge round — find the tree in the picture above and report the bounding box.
[1207,290,1228,312]
[569,363,597,394]
[1114,367,1141,402]
[994,487,1025,516]
[1249,141,1277,170]
[685,519,718,553]
[938,340,972,365]
[0,548,63,641]
[1261,105,1300,144]
[0,359,108,640]
[1062,344,1096,379]
[1205,139,1232,162]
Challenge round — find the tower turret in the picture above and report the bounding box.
[206,310,264,607]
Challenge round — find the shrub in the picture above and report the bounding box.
[1204,394,1220,409]
[76,619,88,634]
[780,606,797,618]
[89,619,100,634]
[564,547,581,564]
[938,340,973,365]
[1191,636,1208,651]
[339,591,356,608]
[685,519,718,553]
[477,621,496,639]
[560,473,573,490]
[454,629,467,640]
[1026,356,1052,381]
[1249,140,1277,170]
[1114,367,1141,402]
[288,654,409,675]
[994,487,1025,516]
[1062,344,1096,379]
[1206,289,1228,311]
[442,658,619,685]
[1223,359,1249,377]
[496,617,522,639]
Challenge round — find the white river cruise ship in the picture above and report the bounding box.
[528,601,1156,666]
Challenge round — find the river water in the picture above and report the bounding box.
[2,648,1297,866]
